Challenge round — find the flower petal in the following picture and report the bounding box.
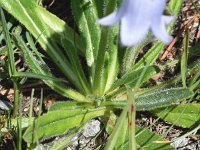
[162,16,174,25]
[151,0,173,44]
[97,11,120,26]
[97,0,128,26]
[120,16,150,46]
[151,18,173,44]
[120,0,154,46]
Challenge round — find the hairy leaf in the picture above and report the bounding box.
[153,104,200,128]
[136,88,193,110]
[135,126,174,150]
[14,34,90,102]
[71,0,100,67]
[107,66,160,98]
[116,126,175,149]
[0,0,83,90]
[103,88,194,111]
[23,107,107,143]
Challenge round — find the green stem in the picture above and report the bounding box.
[127,89,136,150]
[101,101,126,108]
[12,80,19,117]
[105,105,128,150]
[17,94,22,150]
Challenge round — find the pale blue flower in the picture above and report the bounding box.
[98,0,174,46]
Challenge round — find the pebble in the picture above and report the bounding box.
[171,138,200,150]
[83,120,100,138]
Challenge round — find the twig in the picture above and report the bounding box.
[160,14,199,60]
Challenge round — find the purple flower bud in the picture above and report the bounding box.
[97,0,173,46]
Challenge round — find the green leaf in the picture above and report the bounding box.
[14,72,68,83]
[103,88,194,111]
[106,112,129,150]
[49,102,94,111]
[61,38,91,95]
[122,33,153,74]
[114,66,159,91]
[104,116,174,150]
[105,105,128,150]
[106,66,160,98]
[104,89,136,150]
[169,0,184,16]
[14,34,90,102]
[91,0,106,18]
[104,25,119,93]
[181,29,189,87]
[71,0,100,67]
[115,117,128,150]
[127,88,136,150]
[93,28,109,96]
[189,57,200,90]
[168,0,184,31]
[25,32,45,58]
[136,88,194,110]
[1,117,34,133]
[0,0,83,90]
[132,42,164,70]
[23,107,107,143]
[93,0,117,96]
[0,0,83,53]
[135,126,174,150]
[110,126,174,149]
[0,7,16,76]
[153,104,200,128]
[113,126,174,149]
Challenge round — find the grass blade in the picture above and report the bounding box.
[127,89,136,150]
[105,105,128,150]
[0,7,16,76]
[181,29,189,87]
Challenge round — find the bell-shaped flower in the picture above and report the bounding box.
[97,0,174,46]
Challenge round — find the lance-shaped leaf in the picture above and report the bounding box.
[181,29,189,88]
[153,104,200,128]
[0,0,84,90]
[102,88,194,111]
[23,107,107,143]
[92,0,118,96]
[104,25,119,93]
[106,65,159,98]
[71,0,100,67]
[114,125,175,149]
[104,113,174,149]
[135,125,174,149]
[14,34,90,102]
[0,0,83,53]
[136,88,194,110]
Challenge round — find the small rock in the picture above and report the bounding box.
[172,138,199,150]
[0,100,13,111]
[83,120,100,138]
